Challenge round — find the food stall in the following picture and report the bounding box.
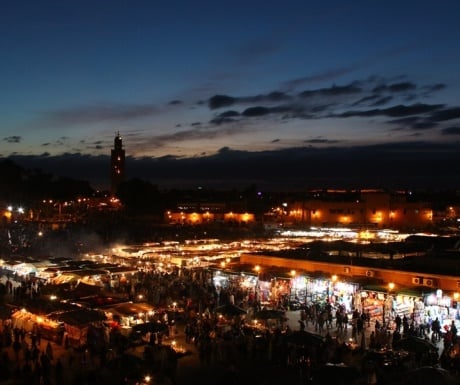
[49,308,107,347]
[11,308,65,343]
[102,301,156,336]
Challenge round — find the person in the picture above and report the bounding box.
[451,320,458,343]
[392,329,401,348]
[46,341,53,360]
[369,331,376,349]
[395,314,402,332]
[298,319,305,331]
[432,317,441,341]
[55,358,63,384]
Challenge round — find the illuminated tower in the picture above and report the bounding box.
[111,131,125,195]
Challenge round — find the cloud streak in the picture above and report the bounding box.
[10,74,460,182]
[34,103,158,128]
[8,140,460,191]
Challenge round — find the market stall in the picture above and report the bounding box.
[49,308,107,347]
[102,301,156,336]
[11,308,65,343]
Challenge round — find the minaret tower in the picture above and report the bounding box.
[110,131,125,195]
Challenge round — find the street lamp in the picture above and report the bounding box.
[254,265,261,280]
[384,282,395,324]
[290,270,297,302]
[329,275,338,302]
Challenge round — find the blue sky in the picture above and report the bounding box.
[1,0,460,190]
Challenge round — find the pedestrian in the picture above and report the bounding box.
[46,341,53,361]
[451,320,458,343]
[395,314,402,332]
[55,358,63,384]
[298,319,305,331]
[431,317,441,341]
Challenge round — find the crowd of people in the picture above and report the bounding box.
[1,260,460,385]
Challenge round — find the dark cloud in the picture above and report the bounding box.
[266,91,290,101]
[9,153,108,188]
[441,126,460,135]
[209,116,237,125]
[387,116,438,131]
[281,66,357,91]
[7,141,460,191]
[208,92,292,110]
[369,96,393,107]
[304,139,341,144]
[17,76,457,158]
[421,83,446,96]
[209,95,236,110]
[204,77,450,134]
[145,125,248,147]
[242,106,271,117]
[352,94,382,106]
[429,107,460,122]
[372,82,416,93]
[339,103,445,118]
[241,93,292,104]
[411,121,436,130]
[299,84,362,98]
[3,136,21,143]
[36,103,157,127]
[218,111,240,118]
[209,110,240,124]
[388,117,420,126]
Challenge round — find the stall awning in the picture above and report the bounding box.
[103,301,154,316]
[397,286,429,298]
[50,308,107,326]
[360,284,388,293]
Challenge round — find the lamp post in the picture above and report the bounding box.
[330,274,338,302]
[290,270,296,303]
[254,265,261,304]
[255,265,261,281]
[384,282,395,325]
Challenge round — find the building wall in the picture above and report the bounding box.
[165,211,255,225]
[287,191,433,229]
[240,253,460,293]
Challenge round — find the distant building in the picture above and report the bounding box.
[110,131,125,195]
[165,201,255,225]
[278,189,434,230]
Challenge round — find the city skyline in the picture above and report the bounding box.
[1,1,460,191]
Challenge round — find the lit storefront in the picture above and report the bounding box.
[424,289,460,328]
[358,286,424,324]
[290,274,357,311]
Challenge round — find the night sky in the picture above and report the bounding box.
[1,0,460,191]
